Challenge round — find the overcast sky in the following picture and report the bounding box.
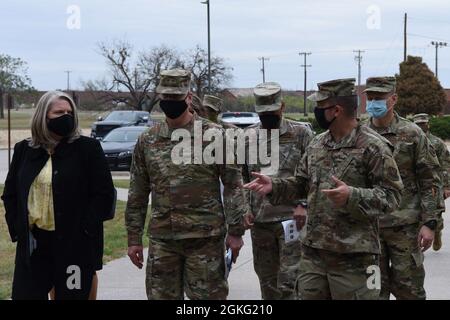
[1,0,450,91]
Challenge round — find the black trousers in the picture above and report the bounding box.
[12,227,94,300]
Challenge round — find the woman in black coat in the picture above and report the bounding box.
[1,91,116,300]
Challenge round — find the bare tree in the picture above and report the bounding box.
[138,45,183,111]
[94,41,233,111]
[82,77,111,92]
[97,40,182,111]
[80,77,131,111]
[183,45,233,98]
[98,39,153,110]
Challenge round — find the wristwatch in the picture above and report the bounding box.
[424,220,437,231]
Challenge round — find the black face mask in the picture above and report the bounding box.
[259,114,281,129]
[47,114,75,137]
[160,100,188,119]
[314,105,336,130]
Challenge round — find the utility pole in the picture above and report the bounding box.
[258,57,269,83]
[354,50,365,116]
[134,68,138,89]
[404,13,408,61]
[7,94,13,170]
[0,88,3,119]
[64,70,72,91]
[201,0,211,93]
[299,52,311,117]
[431,41,448,79]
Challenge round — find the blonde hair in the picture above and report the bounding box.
[30,91,81,149]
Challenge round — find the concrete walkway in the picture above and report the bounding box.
[115,187,129,202]
[98,189,450,300]
[107,183,261,299]
[1,152,449,300]
[97,230,261,300]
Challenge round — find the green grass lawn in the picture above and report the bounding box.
[0,110,33,130]
[113,179,130,189]
[102,200,149,262]
[284,112,315,119]
[0,183,148,300]
[0,185,16,300]
[0,109,108,130]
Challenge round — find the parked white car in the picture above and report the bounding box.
[220,112,260,128]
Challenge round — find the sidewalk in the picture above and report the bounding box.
[97,230,261,300]
[98,189,450,300]
[107,186,260,299]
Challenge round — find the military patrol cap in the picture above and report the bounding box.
[253,82,282,113]
[191,94,206,116]
[156,69,191,99]
[413,113,429,124]
[203,95,223,112]
[364,76,396,93]
[308,78,356,102]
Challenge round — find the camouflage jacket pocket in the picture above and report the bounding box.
[394,142,415,172]
[411,250,424,267]
[329,149,365,183]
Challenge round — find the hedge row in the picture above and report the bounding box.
[429,117,450,140]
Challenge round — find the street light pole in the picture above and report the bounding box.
[64,70,72,91]
[201,0,211,93]
[431,41,448,79]
[258,57,269,83]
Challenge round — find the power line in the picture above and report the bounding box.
[374,21,404,75]
[408,33,450,42]
[239,44,428,63]
[408,16,450,25]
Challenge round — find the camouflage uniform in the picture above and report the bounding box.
[413,113,450,250]
[202,94,239,224]
[125,69,246,300]
[203,95,222,114]
[364,77,442,300]
[426,133,449,237]
[203,94,237,129]
[268,78,404,300]
[203,94,220,123]
[242,82,314,299]
[191,94,207,118]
